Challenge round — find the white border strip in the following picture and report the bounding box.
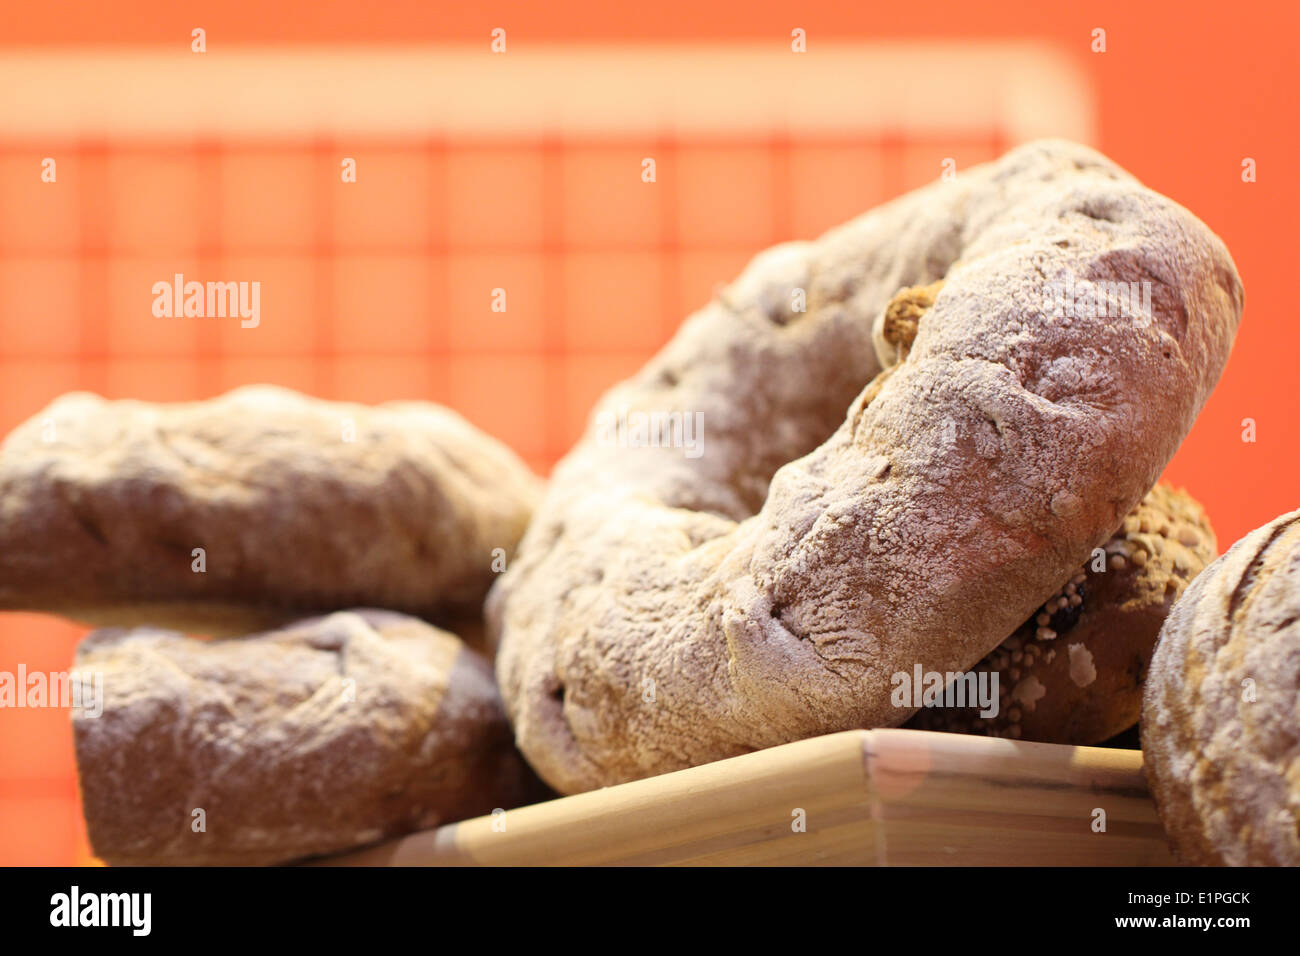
[0,43,1094,142]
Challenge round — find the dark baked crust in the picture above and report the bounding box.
[907,483,1216,743]
[0,386,541,635]
[73,610,547,865]
[1141,510,1300,866]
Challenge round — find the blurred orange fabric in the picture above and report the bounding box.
[0,1,1295,864]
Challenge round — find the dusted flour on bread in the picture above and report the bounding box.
[1142,510,1300,866]
[908,483,1216,743]
[0,386,541,635]
[74,610,544,865]
[490,140,1244,794]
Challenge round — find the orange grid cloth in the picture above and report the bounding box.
[0,130,1004,863]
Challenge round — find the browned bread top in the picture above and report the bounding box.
[1142,509,1300,866]
[0,386,541,635]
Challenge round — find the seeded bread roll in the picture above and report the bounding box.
[0,386,541,636]
[907,484,1216,743]
[73,610,546,866]
[490,140,1243,795]
[1142,510,1300,866]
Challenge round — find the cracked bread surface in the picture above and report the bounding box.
[73,609,544,865]
[1142,510,1300,866]
[490,139,1244,794]
[0,385,542,635]
[908,483,1216,743]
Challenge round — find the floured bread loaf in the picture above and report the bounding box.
[73,609,545,865]
[490,139,1244,794]
[908,483,1216,743]
[1142,510,1300,866]
[0,386,541,635]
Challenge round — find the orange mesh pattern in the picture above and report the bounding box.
[0,130,1004,863]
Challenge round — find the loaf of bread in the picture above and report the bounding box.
[0,386,541,636]
[1142,510,1300,865]
[907,483,1216,743]
[489,140,1244,794]
[73,609,546,865]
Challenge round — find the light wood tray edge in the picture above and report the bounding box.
[316,729,1174,866]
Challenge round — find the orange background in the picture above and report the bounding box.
[0,1,1295,865]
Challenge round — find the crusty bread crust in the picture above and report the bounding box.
[490,140,1244,794]
[909,483,1216,743]
[1142,510,1300,866]
[0,386,541,635]
[73,610,545,865]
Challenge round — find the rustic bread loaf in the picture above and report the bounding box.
[73,609,545,865]
[908,483,1216,743]
[0,386,541,635]
[1142,510,1300,866]
[489,139,1244,794]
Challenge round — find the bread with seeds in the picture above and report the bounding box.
[1142,510,1300,866]
[907,483,1216,743]
[0,386,541,636]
